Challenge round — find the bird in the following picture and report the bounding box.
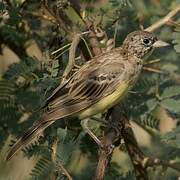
[6,30,169,160]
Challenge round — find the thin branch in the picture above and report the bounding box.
[119,111,149,180]
[86,20,103,56]
[143,67,164,74]
[57,163,73,180]
[81,119,103,147]
[51,137,73,180]
[62,33,81,81]
[143,59,160,65]
[51,43,71,55]
[143,157,180,172]
[145,5,180,32]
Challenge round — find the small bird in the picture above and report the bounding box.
[6,30,169,160]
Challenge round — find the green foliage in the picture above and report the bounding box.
[161,126,180,148]
[56,127,79,165]
[30,154,54,180]
[172,27,180,53]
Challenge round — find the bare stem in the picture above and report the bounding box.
[143,67,164,74]
[62,33,81,81]
[51,138,73,180]
[145,5,180,32]
[57,163,73,180]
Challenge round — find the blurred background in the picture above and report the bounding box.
[0,0,180,179]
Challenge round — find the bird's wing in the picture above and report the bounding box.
[45,54,126,120]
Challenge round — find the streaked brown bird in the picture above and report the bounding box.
[6,30,169,160]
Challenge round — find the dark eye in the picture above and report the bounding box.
[143,38,150,45]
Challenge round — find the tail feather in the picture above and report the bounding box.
[6,101,92,161]
[6,120,54,161]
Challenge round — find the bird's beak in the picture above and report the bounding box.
[153,40,170,48]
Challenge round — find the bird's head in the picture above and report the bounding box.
[122,30,169,60]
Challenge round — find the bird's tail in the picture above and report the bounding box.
[6,118,54,161]
[6,101,91,161]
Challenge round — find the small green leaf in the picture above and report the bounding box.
[57,127,67,143]
[172,32,180,40]
[161,99,180,113]
[161,126,180,148]
[161,86,180,99]
[162,63,178,72]
[146,98,157,112]
[174,44,180,53]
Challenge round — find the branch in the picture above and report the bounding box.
[51,137,73,180]
[62,33,81,81]
[94,107,124,180]
[121,117,149,179]
[87,26,102,56]
[145,5,180,32]
[121,118,180,178]
[143,157,180,172]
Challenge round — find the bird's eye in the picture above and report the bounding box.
[143,38,150,45]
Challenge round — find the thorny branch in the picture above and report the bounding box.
[145,5,180,32]
[95,107,180,180]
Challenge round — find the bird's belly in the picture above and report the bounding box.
[78,81,129,119]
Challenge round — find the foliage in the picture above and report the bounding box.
[0,0,180,180]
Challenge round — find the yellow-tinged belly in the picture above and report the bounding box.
[78,82,129,119]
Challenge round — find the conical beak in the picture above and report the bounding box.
[153,40,170,48]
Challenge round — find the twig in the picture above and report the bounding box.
[121,116,149,180]
[143,59,160,65]
[62,33,81,81]
[51,43,71,55]
[81,119,103,147]
[143,67,164,74]
[145,5,180,32]
[57,163,73,180]
[86,21,102,56]
[41,0,72,34]
[143,157,180,172]
[51,137,73,180]
[167,19,180,27]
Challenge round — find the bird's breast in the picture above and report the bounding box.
[78,81,130,119]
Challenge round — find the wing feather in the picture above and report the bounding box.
[47,50,126,113]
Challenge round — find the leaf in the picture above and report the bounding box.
[146,98,157,112]
[139,113,159,129]
[172,31,180,53]
[161,99,180,113]
[161,86,180,99]
[56,128,80,166]
[57,127,67,144]
[174,44,180,53]
[30,155,54,180]
[162,63,178,72]
[161,126,180,148]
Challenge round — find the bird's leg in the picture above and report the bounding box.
[81,118,103,147]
